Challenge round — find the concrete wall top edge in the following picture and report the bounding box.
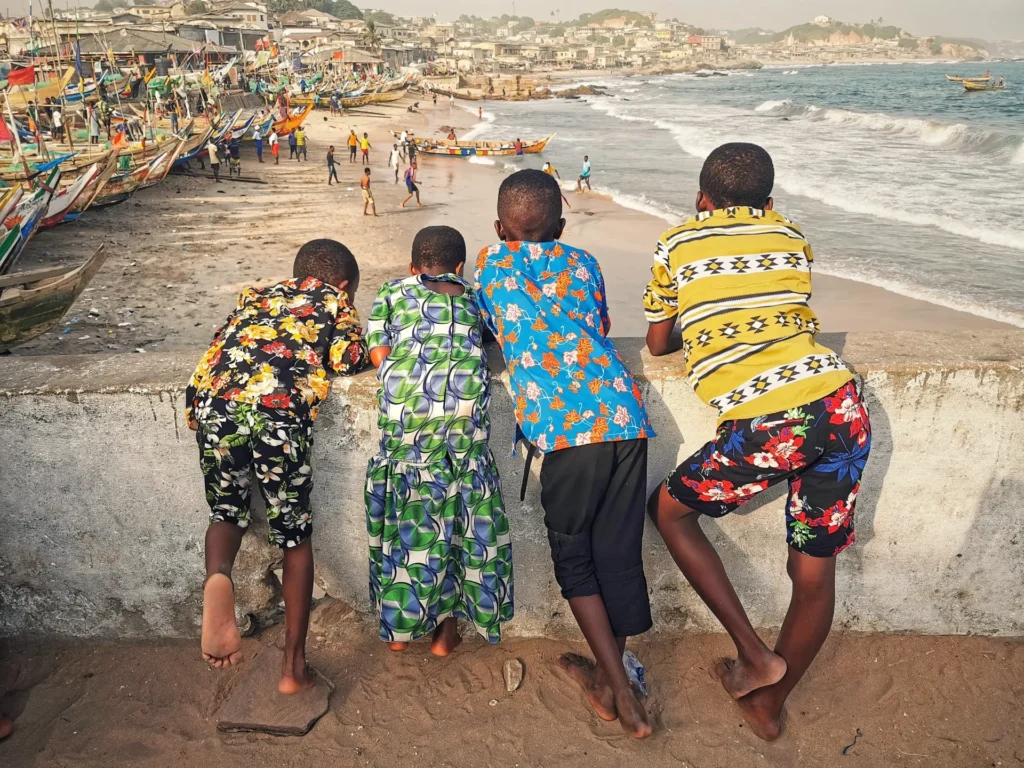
[1,331,1022,396]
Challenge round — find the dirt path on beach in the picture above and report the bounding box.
[1,604,1021,767]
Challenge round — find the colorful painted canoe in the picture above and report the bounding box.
[405,133,555,157]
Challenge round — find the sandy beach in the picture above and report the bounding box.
[1,604,1022,767]
[9,91,1009,358]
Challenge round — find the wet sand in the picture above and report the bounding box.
[10,93,1010,358]
[1,604,1022,767]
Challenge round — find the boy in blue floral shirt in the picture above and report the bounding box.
[475,170,656,739]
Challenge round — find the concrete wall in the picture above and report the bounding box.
[2,331,1023,639]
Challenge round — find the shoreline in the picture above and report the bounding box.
[8,92,1011,357]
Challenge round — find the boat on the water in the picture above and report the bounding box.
[946,75,992,82]
[0,246,109,351]
[964,80,1006,91]
[399,133,555,157]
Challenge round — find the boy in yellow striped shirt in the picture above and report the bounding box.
[644,143,871,742]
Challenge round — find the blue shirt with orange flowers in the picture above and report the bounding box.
[474,240,655,453]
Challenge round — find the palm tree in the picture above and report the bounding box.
[361,20,383,53]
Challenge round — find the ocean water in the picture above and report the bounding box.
[458,62,1024,327]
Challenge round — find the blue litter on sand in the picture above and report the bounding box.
[623,651,647,697]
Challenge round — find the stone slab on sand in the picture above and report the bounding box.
[216,648,333,736]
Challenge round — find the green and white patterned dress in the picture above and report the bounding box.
[364,274,514,644]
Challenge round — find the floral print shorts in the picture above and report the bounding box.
[195,395,314,548]
[665,381,870,558]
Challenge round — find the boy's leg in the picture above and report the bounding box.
[197,400,254,668]
[279,538,316,694]
[541,441,652,739]
[734,550,836,741]
[252,410,318,695]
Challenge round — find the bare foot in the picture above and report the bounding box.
[388,641,409,652]
[201,574,241,668]
[417,202,423,207]
[278,654,317,695]
[714,652,787,700]
[430,618,462,657]
[614,688,653,739]
[556,653,617,722]
[0,715,12,740]
[736,688,783,742]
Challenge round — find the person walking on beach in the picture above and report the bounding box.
[330,93,339,116]
[188,239,367,695]
[543,161,572,210]
[478,106,483,120]
[365,226,513,655]
[288,130,298,160]
[577,155,592,192]
[389,143,402,183]
[348,130,358,162]
[644,143,869,743]
[361,167,377,217]
[269,129,279,164]
[254,127,264,163]
[360,132,371,164]
[295,127,308,162]
[207,137,222,183]
[401,163,421,208]
[327,145,339,185]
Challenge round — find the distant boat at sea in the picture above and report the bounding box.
[964,80,1007,91]
[946,75,992,82]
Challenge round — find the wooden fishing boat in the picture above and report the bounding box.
[90,153,165,208]
[5,68,76,107]
[0,187,24,225]
[140,135,189,189]
[0,167,59,275]
[964,80,1006,91]
[341,87,409,109]
[39,161,101,229]
[64,151,122,222]
[0,246,109,350]
[946,75,991,82]
[408,133,556,157]
[428,86,481,102]
[272,103,313,136]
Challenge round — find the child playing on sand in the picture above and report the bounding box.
[474,170,656,739]
[644,143,870,742]
[187,239,368,694]
[365,226,513,655]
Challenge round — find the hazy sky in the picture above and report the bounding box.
[364,0,1024,41]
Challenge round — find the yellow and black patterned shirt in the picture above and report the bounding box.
[643,207,852,423]
[185,277,367,428]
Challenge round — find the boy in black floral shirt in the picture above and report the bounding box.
[187,238,367,694]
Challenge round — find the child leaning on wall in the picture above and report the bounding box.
[185,238,368,694]
[364,226,514,656]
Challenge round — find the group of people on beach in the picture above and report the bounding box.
[186,143,869,743]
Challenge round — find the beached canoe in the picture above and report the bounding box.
[39,161,101,229]
[0,167,59,275]
[964,81,1006,91]
[64,151,122,222]
[272,103,313,136]
[406,133,556,157]
[0,245,109,350]
[90,152,166,208]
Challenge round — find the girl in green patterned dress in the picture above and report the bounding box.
[365,226,514,655]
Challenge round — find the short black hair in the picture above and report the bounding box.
[412,226,466,272]
[497,169,562,241]
[293,239,359,288]
[699,143,775,208]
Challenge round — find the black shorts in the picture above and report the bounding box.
[406,182,418,193]
[539,438,652,637]
[349,146,357,157]
[665,381,870,558]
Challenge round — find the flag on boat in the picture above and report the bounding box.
[6,66,35,86]
[0,119,13,144]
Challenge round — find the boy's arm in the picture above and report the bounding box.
[643,237,682,357]
[328,297,369,376]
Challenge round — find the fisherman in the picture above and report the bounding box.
[51,105,63,143]
[514,138,524,156]
[89,105,101,145]
[228,134,242,176]
[268,128,280,164]
[207,137,222,183]
[577,155,592,192]
[170,106,179,134]
[288,130,298,160]
[254,126,264,163]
